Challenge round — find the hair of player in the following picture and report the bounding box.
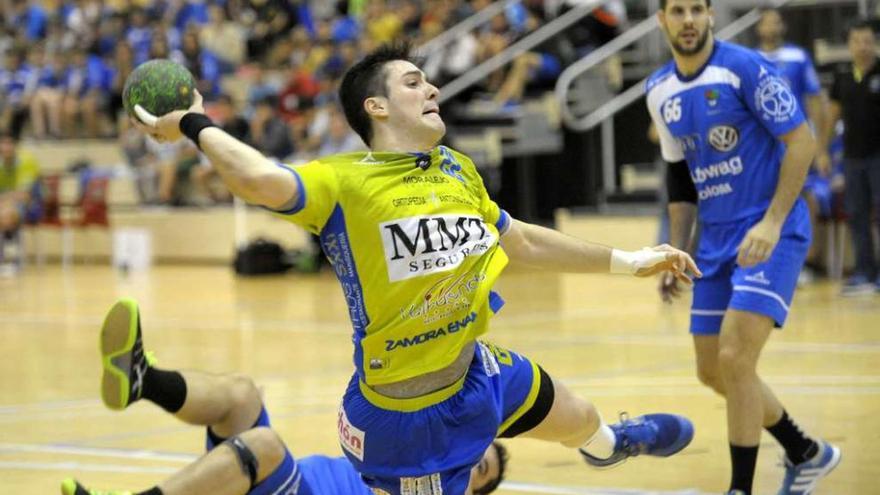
[472,441,510,495]
[758,7,782,21]
[660,0,711,10]
[338,41,420,148]
[847,18,875,37]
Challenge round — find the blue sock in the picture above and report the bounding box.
[205,406,272,451]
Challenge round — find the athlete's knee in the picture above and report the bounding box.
[717,344,758,381]
[695,363,725,394]
[234,427,288,482]
[228,374,262,413]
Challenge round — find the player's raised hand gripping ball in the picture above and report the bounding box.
[123,59,196,120]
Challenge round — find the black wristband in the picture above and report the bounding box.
[179,113,216,149]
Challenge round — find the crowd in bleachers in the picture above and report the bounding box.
[0,0,627,206]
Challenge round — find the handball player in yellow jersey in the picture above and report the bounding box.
[132,43,702,495]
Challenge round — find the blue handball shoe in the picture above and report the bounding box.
[580,412,694,468]
[777,440,841,495]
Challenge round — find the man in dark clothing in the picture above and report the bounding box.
[827,19,880,295]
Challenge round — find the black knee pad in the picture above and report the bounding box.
[224,435,260,488]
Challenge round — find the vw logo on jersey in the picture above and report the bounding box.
[708,125,739,152]
[755,76,797,123]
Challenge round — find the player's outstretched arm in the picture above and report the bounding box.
[132,92,299,211]
[502,219,701,283]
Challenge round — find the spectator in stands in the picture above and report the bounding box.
[553,0,627,52]
[244,0,298,62]
[63,0,105,46]
[108,42,136,128]
[329,0,360,44]
[61,47,111,138]
[287,25,313,68]
[178,29,221,99]
[250,95,293,161]
[316,106,365,156]
[475,10,515,93]
[552,0,626,89]
[0,48,34,138]
[364,0,402,44]
[213,94,251,142]
[319,40,359,81]
[147,33,174,61]
[92,12,125,58]
[28,44,65,139]
[41,18,68,56]
[399,0,423,38]
[492,8,571,107]
[7,0,48,42]
[828,19,880,295]
[0,130,39,272]
[241,64,278,119]
[126,7,153,65]
[198,3,246,73]
[277,67,319,122]
[173,0,210,32]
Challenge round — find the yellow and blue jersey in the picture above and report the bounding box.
[274,146,511,386]
[0,151,40,194]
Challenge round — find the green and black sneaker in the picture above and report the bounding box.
[60,478,132,495]
[100,298,154,410]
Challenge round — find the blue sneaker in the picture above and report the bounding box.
[580,412,694,468]
[777,441,841,495]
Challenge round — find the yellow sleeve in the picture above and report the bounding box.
[16,153,40,192]
[271,160,339,235]
[454,149,512,235]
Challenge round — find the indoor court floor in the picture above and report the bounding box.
[1,263,877,494]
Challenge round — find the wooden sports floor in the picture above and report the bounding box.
[2,261,878,494]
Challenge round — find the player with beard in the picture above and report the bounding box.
[646,1,840,494]
[130,42,701,495]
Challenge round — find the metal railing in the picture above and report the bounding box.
[557,0,797,133]
[418,0,521,57]
[438,0,603,104]
[554,15,659,131]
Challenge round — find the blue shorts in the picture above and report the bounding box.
[691,199,811,334]
[339,341,552,495]
[300,455,373,495]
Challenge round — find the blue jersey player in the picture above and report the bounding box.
[647,1,841,494]
[755,8,826,136]
[61,299,509,495]
[756,7,833,283]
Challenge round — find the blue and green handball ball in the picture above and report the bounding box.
[123,59,196,119]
